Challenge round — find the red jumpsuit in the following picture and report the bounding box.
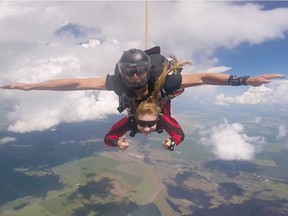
[104,113,185,147]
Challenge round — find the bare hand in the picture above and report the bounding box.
[117,136,130,151]
[1,83,32,91]
[246,74,286,87]
[162,138,172,150]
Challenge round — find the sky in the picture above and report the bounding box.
[0,1,288,160]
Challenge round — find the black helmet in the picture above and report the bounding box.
[117,48,151,88]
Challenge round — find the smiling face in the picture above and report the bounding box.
[136,113,158,136]
[135,100,160,136]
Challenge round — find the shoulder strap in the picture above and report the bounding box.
[145,46,161,55]
[149,54,168,78]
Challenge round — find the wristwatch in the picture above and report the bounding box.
[168,138,176,151]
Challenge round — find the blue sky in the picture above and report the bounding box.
[0,1,287,134]
[216,34,288,76]
[214,1,288,77]
[258,1,288,10]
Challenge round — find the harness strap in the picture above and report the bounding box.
[128,115,138,137]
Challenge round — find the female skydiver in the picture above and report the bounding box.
[104,98,184,151]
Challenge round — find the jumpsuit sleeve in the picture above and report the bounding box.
[163,73,182,94]
[104,117,131,147]
[105,74,116,91]
[160,114,185,145]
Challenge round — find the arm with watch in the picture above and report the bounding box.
[181,73,285,88]
[160,114,185,151]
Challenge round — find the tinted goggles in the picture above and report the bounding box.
[119,63,150,77]
[136,119,158,128]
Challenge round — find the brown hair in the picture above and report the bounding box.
[135,55,191,119]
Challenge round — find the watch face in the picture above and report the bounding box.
[168,141,176,151]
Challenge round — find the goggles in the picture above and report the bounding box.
[136,119,158,128]
[119,62,150,77]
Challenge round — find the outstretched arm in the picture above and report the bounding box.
[181,73,285,88]
[104,117,131,150]
[1,77,107,91]
[160,114,185,148]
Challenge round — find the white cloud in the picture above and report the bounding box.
[0,2,35,21]
[206,66,232,73]
[277,123,287,140]
[215,80,288,106]
[81,39,101,48]
[0,1,288,132]
[200,120,265,161]
[5,90,119,133]
[269,80,288,107]
[11,56,81,82]
[149,1,288,57]
[0,136,16,145]
[254,116,262,124]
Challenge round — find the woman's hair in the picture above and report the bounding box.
[135,55,191,119]
[135,102,160,119]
